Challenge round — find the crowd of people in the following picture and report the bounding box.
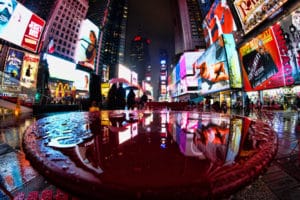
[105,82,148,110]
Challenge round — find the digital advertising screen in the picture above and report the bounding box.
[20,51,39,88]
[193,36,230,95]
[273,7,300,85]
[118,64,131,83]
[45,53,90,91]
[203,0,236,47]
[233,0,288,34]
[179,51,204,78]
[0,0,45,52]
[75,19,99,71]
[239,28,286,91]
[3,48,24,86]
[223,34,242,89]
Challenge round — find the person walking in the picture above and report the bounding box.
[127,88,136,110]
[139,92,148,109]
[116,82,126,109]
[107,83,118,110]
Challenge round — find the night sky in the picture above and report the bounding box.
[126,0,174,97]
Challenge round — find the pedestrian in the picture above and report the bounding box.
[116,82,126,109]
[221,101,227,113]
[139,92,148,109]
[107,83,118,110]
[127,88,136,110]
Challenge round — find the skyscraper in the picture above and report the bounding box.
[174,0,206,55]
[99,0,129,80]
[129,27,151,84]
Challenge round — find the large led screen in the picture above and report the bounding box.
[193,36,230,95]
[3,48,39,88]
[75,19,99,71]
[223,34,242,89]
[234,0,288,34]
[239,27,290,91]
[45,53,90,91]
[179,51,204,78]
[275,7,300,85]
[203,0,236,47]
[0,0,45,52]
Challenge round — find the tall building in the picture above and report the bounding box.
[129,27,151,84]
[38,0,89,62]
[174,0,206,55]
[21,0,56,21]
[99,0,129,80]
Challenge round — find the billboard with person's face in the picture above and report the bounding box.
[0,0,45,52]
[239,21,300,91]
[45,53,90,91]
[75,19,99,71]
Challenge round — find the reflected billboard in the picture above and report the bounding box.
[75,19,99,71]
[0,0,45,52]
[203,0,236,47]
[45,53,90,91]
[179,51,204,78]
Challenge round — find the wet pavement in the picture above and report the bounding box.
[0,109,300,199]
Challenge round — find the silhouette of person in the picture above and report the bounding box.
[116,82,126,109]
[127,88,135,110]
[140,92,148,109]
[107,83,118,110]
[0,0,17,35]
[25,64,31,77]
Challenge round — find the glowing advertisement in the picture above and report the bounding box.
[193,36,230,95]
[193,115,230,163]
[274,7,300,85]
[20,51,39,88]
[203,0,236,47]
[239,28,286,91]
[75,19,99,71]
[0,0,45,52]
[3,48,24,86]
[223,34,242,88]
[179,51,204,78]
[118,64,131,83]
[45,53,90,91]
[225,118,242,165]
[233,0,288,34]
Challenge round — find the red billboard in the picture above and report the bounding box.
[203,0,236,47]
[239,9,300,92]
[0,0,45,53]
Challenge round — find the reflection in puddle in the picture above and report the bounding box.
[23,110,278,199]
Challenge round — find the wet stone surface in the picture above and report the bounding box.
[22,110,278,199]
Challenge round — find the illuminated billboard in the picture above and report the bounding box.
[75,19,99,71]
[3,48,39,88]
[193,36,230,95]
[239,27,287,91]
[0,0,45,52]
[45,53,90,91]
[203,0,236,47]
[179,51,204,78]
[233,0,288,34]
[223,34,242,89]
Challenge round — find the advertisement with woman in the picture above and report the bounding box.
[20,52,39,88]
[193,36,230,95]
[75,19,99,71]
